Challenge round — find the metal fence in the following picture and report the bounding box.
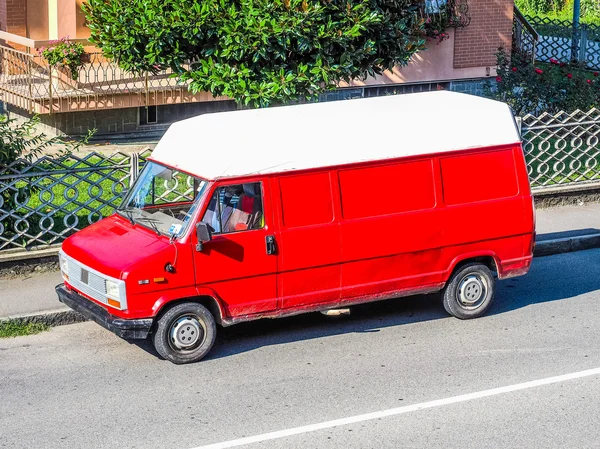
[521,108,600,189]
[527,16,600,69]
[0,150,149,250]
[2,108,600,251]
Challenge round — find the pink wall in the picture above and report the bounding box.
[57,0,76,38]
[24,0,84,40]
[342,29,496,88]
[76,0,90,38]
[27,0,49,39]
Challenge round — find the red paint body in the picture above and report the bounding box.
[61,143,535,325]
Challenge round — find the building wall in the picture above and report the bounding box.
[1,0,27,36]
[7,100,238,137]
[344,28,496,88]
[1,0,84,40]
[0,1,6,34]
[454,0,514,69]
[75,0,90,39]
[345,1,514,86]
[56,0,77,39]
[27,0,49,40]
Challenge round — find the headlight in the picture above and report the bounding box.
[106,280,120,299]
[59,254,68,275]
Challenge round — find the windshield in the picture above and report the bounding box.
[118,161,210,237]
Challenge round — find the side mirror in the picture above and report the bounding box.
[195,222,212,251]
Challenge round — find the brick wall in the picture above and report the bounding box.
[0,0,7,34]
[0,0,27,35]
[454,0,514,69]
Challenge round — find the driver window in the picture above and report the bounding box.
[201,182,264,234]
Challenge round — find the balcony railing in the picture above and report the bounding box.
[419,0,471,29]
[0,32,223,114]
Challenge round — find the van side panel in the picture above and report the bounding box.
[274,172,342,308]
[442,149,520,205]
[439,146,533,278]
[338,158,446,299]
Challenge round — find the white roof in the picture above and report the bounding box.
[150,91,520,180]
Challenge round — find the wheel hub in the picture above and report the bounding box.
[169,316,204,350]
[458,274,487,309]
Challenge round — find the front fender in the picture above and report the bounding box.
[150,286,228,322]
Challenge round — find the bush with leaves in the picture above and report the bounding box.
[0,115,92,244]
[83,0,426,107]
[485,48,600,115]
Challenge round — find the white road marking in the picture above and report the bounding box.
[190,367,600,449]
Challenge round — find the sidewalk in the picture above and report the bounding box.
[535,203,600,256]
[1,202,599,323]
[1,271,64,319]
[536,202,600,241]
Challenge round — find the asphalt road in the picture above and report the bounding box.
[2,249,600,449]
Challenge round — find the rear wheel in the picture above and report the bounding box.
[153,302,217,364]
[443,263,495,319]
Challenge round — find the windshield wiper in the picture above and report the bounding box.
[118,208,135,225]
[136,216,162,236]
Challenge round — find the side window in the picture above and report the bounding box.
[201,182,264,234]
[279,172,334,228]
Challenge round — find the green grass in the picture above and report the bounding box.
[516,0,600,25]
[0,320,50,338]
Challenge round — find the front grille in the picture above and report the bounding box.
[60,251,126,309]
[69,264,107,295]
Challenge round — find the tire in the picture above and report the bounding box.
[153,302,217,364]
[442,263,495,320]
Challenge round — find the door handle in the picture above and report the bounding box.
[265,235,277,255]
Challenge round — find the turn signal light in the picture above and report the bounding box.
[107,298,121,308]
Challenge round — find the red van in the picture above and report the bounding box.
[56,91,535,364]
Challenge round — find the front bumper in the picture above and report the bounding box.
[56,284,153,339]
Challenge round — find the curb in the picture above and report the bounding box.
[534,233,600,257]
[0,309,86,327]
[3,234,600,330]
[533,182,600,208]
[0,245,61,264]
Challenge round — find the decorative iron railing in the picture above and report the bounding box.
[521,109,600,189]
[419,0,471,28]
[513,7,539,63]
[0,45,197,114]
[526,16,600,69]
[1,108,599,251]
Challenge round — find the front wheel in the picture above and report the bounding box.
[442,263,495,319]
[153,302,217,364]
